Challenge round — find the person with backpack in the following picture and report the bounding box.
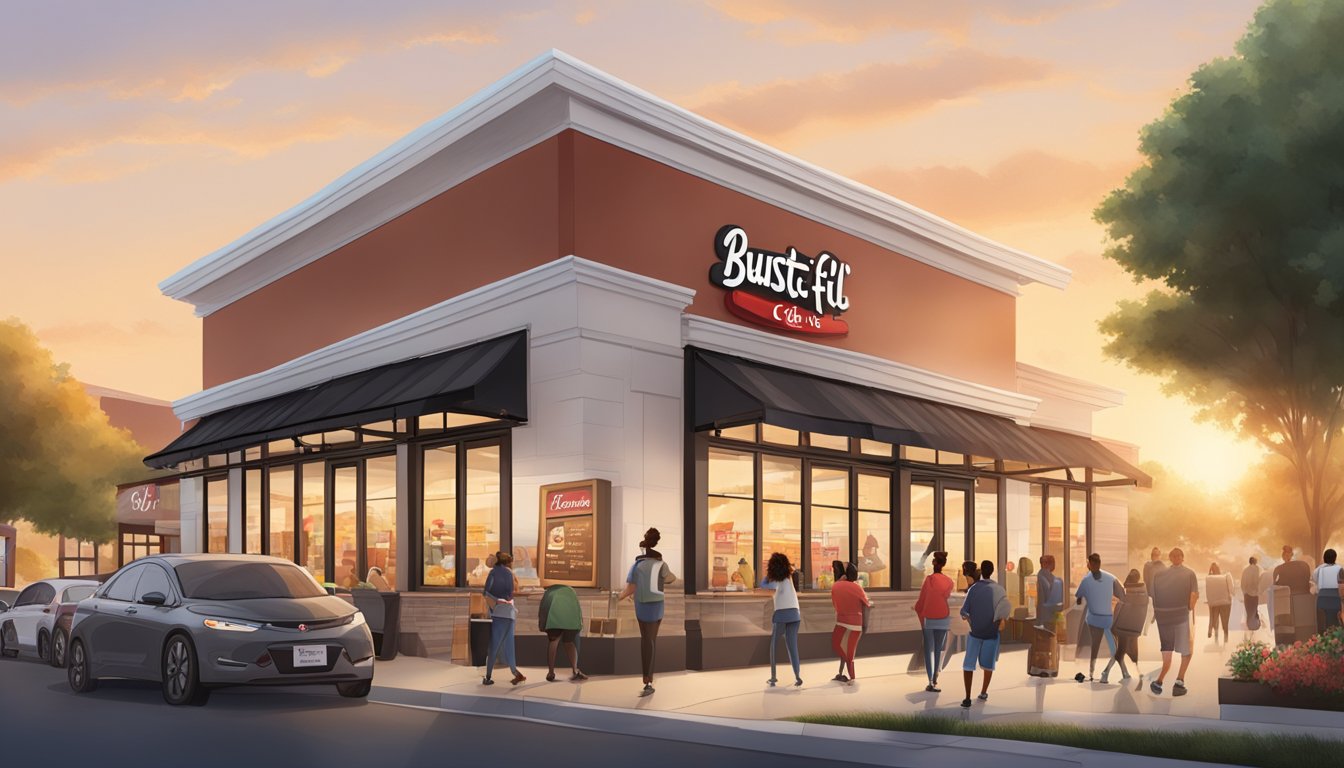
[617,527,676,697]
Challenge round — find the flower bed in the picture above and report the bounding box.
[1222,626,1344,710]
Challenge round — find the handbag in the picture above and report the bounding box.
[858,552,885,573]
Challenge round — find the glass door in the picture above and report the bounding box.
[909,478,974,587]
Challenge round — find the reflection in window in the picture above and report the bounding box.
[465,446,500,587]
[709,448,756,590]
[857,473,891,589]
[269,466,295,561]
[910,483,935,586]
[763,457,802,586]
[1069,488,1088,593]
[333,466,358,590]
[301,463,325,583]
[809,467,849,588]
[422,446,457,586]
[1004,479,1036,614]
[206,477,228,554]
[245,469,262,554]
[974,477,998,566]
[365,455,397,588]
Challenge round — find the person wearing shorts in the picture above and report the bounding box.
[959,560,1008,708]
[1150,547,1198,696]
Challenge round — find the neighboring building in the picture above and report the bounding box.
[144,52,1147,668]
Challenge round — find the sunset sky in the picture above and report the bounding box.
[0,0,1269,491]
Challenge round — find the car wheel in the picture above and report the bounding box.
[0,622,16,658]
[50,628,69,668]
[162,634,208,706]
[68,639,97,693]
[336,679,372,698]
[37,630,50,662]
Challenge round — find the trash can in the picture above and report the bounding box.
[352,589,402,661]
[469,618,494,667]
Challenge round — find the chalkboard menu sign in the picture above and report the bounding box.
[538,479,611,589]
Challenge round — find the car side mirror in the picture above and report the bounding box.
[0,601,8,612]
[140,592,167,606]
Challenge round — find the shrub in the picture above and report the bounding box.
[1254,626,1344,698]
[1227,639,1273,681]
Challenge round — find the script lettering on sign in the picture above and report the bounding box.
[708,225,851,337]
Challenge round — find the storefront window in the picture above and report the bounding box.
[859,440,893,457]
[761,424,798,445]
[365,455,397,587]
[762,456,802,582]
[809,432,849,452]
[1004,479,1036,614]
[809,466,848,588]
[422,445,457,586]
[206,477,228,554]
[269,466,295,561]
[333,466,358,589]
[718,424,756,442]
[708,448,755,589]
[910,483,935,586]
[974,477,998,566]
[857,473,890,589]
[465,445,499,587]
[300,462,325,583]
[1069,488,1088,591]
[245,468,262,554]
[944,487,967,587]
[1046,486,1065,587]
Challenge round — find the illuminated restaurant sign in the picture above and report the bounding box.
[709,224,851,336]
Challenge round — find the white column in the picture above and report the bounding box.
[179,476,203,554]
[395,443,411,592]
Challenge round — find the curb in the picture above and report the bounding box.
[369,685,1236,768]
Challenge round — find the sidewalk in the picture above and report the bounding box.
[367,616,1344,767]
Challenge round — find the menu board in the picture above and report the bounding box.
[538,479,610,589]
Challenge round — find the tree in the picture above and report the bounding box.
[1095,0,1344,558]
[0,318,145,541]
[1236,448,1344,559]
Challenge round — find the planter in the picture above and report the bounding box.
[1220,676,1344,729]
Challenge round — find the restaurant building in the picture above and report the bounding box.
[146,51,1148,670]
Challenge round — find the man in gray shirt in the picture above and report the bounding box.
[1150,547,1198,696]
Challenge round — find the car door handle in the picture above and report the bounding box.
[124,607,137,615]
[42,608,51,614]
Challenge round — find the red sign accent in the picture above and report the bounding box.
[545,489,594,518]
[724,291,849,337]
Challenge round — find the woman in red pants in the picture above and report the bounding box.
[830,561,871,683]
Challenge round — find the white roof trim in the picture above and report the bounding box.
[162,50,1070,317]
[83,384,173,407]
[1016,362,1125,409]
[683,315,1041,422]
[171,256,695,421]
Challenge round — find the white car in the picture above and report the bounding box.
[0,579,99,661]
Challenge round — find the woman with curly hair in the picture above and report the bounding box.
[762,552,803,687]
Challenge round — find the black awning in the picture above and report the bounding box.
[691,348,1150,486]
[146,331,528,468]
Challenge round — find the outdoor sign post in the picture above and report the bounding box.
[537,479,611,590]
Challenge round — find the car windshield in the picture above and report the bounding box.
[175,561,326,600]
[63,585,96,602]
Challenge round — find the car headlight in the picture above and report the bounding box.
[202,618,262,632]
[349,611,366,628]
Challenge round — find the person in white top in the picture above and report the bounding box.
[762,552,803,687]
[1240,556,1263,634]
[1313,548,1342,634]
[1205,563,1235,645]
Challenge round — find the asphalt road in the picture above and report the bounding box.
[0,654,868,767]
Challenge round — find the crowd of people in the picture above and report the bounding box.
[474,532,1344,700]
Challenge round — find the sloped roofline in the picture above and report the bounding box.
[160,50,1071,316]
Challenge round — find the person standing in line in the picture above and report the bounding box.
[831,561,871,684]
[959,560,1007,708]
[1142,547,1166,636]
[1073,553,1125,683]
[1150,547,1198,697]
[1029,554,1064,678]
[913,551,953,691]
[482,551,525,686]
[618,527,676,697]
[1240,556,1264,634]
[1205,563,1235,645]
[762,552,803,687]
[1111,569,1148,680]
[1274,545,1314,645]
[1313,549,1342,634]
[538,582,587,682]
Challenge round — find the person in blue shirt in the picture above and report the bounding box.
[959,560,1009,708]
[1074,552,1125,683]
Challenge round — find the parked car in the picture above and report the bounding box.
[67,553,375,705]
[0,588,19,611]
[0,579,99,661]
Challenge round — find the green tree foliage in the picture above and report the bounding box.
[0,319,145,541]
[1095,0,1344,557]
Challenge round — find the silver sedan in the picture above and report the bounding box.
[68,553,375,705]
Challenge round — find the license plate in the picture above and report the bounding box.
[293,645,327,668]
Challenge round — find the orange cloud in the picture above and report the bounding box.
[706,0,1111,42]
[856,151,1132,229]
[697,51,1053,138]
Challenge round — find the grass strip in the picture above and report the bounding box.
[790,712,1343,768]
